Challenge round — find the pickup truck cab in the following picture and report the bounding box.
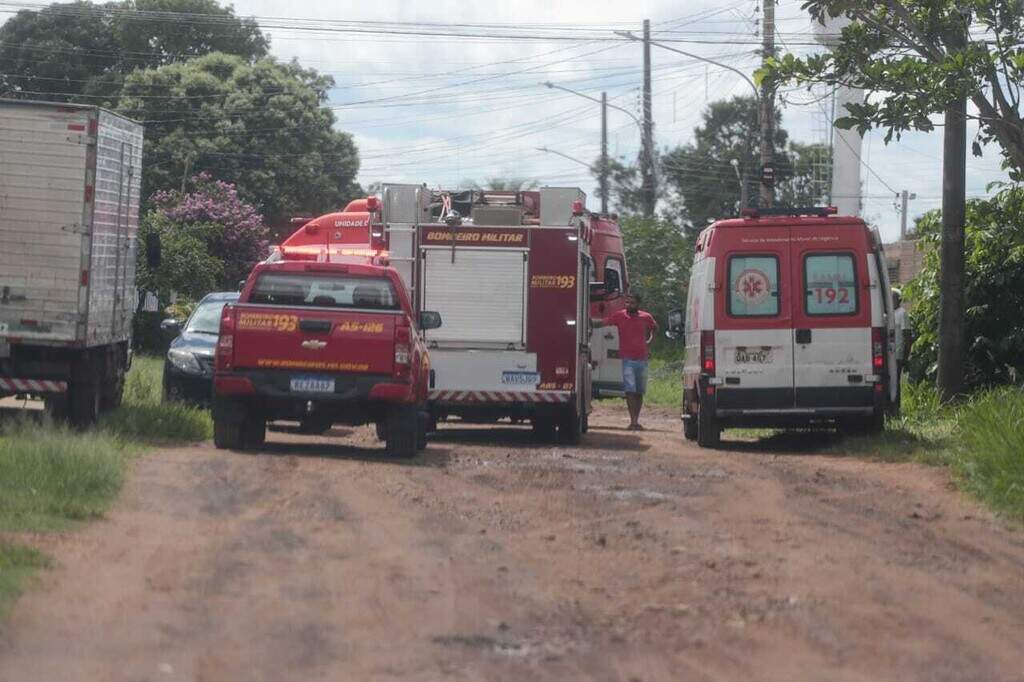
[212,257,440,457]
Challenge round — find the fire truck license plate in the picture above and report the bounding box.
[501,371,540,385]
[290,376,335,394]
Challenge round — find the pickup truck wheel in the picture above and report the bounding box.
[242,416,266,450]
[557,406,582,445]
[416,413,428,451]
[696,398,720,449]
[214,418,244,450]
[386,407,418,459]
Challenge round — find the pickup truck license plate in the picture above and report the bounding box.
[290,376,335,394]
[501,371,540,385]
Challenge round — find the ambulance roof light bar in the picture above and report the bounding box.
[741,206,839,219]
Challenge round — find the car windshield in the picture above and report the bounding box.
[186,300,233,335]
[250,273,400,310]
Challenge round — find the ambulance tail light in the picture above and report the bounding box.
[701,330,716,375]
[216,305,236,371]
[872,327,886,371]
[394,320,411,380]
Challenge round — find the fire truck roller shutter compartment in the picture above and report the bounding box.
[421,248,528,346]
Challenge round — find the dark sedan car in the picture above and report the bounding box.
[162,292,239,404]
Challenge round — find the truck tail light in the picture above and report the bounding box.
[701,330,716,375]
[394,321,411,380]
[872,327,886,371]
[216,306,236,371]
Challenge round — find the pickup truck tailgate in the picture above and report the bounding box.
[231,305,397,375]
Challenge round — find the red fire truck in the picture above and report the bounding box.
[363,184,597,442]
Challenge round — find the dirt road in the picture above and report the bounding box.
[2,404,1023,681]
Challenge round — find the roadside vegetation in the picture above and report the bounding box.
[0,356,210,614]
[641,345,1024,522]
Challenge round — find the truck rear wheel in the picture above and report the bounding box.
[101,369,125,412]
[683,414,698,441]
[697,398,720,449]
[386,406,418,459]
[531,415,557,443]
[557,406,582,445]
[69,383,101,429]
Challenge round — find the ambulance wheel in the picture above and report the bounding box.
[581,412,589,434]
[531,415,557,443]
[386,406,418,459]
[557,406,582,445]
[697,400,720,449]
[683,414,698,441]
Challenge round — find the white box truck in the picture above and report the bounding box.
[0,99,145,425]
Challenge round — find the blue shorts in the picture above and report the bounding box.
[622,359,649,395]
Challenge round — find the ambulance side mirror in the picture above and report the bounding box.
[666,308,685,340]
[419,310,443,331]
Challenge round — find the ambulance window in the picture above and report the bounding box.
[728,255,780,317]
[804,253,858,315]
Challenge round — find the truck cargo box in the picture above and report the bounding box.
[0,99,143,348]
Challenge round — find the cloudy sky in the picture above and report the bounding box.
[12,0,1011,241]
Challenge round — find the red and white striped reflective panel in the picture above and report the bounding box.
[0,378,68,393]
[428,390,571,404]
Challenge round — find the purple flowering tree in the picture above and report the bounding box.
[141,173,269,297]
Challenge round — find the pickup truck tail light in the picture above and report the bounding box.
[216,305,236,371]
[701,330,716,375]
[394,320,411,380]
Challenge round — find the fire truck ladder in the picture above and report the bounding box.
[381,184,429,309]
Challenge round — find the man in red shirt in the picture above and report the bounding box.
[593,292,658,430]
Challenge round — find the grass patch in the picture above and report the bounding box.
[0,421,137,530]
[99,356,212,444]
[949,387,1024,522]
[0,543,52,618]
[0,356,210,533]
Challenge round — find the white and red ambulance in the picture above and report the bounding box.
[670,207,899,448]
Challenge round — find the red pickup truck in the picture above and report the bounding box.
[212,257,440,457]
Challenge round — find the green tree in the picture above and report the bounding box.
[619,216,694,324]
[763,1,1024,398]
[659,96,830,230]
[118,52,362,224]
[0,0,267,102]
[765,1,1024,177]
[905,187,1024,389]
[136,174,268,301]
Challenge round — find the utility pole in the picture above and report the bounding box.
[600,91,609,215]
[936,16,969,401]
[641,19,656,218]
[898,190,916,239]
[759,0,776,207]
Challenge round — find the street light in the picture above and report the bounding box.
[617,30,773,208]
[614,32,759,97]
[536,146,592,169]
[730,158,747,210]
[542,81,649,215]
[541,82,643,130]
